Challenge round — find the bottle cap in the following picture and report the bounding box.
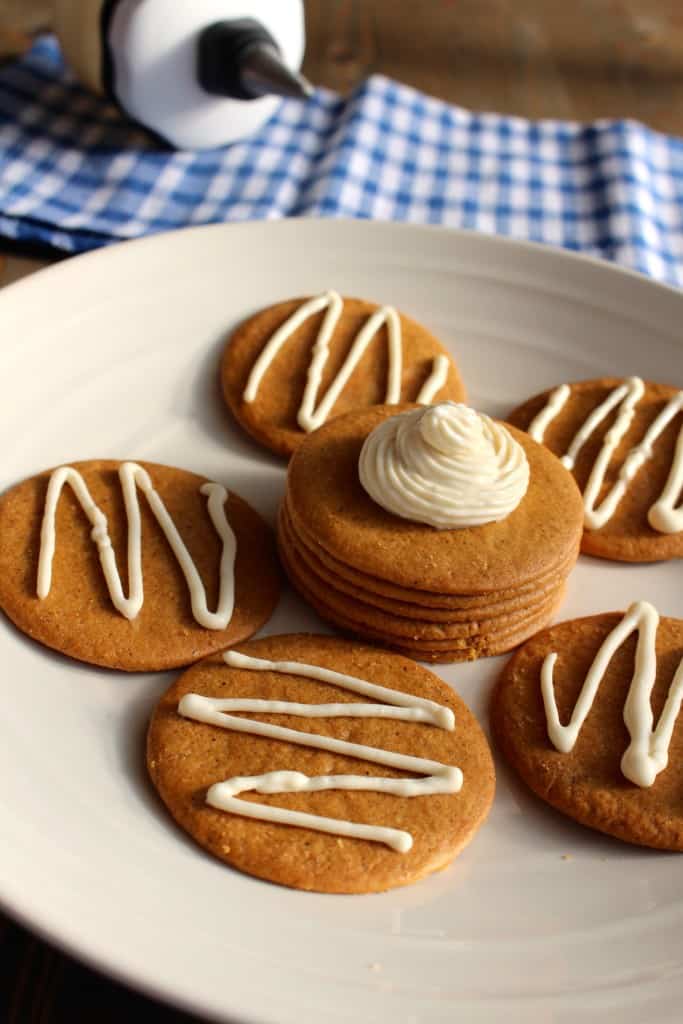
[198,17,312,102]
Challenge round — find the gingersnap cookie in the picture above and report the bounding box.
[278,402,583,661]
[147,634,495,893]
[280,500,573,621]
[507,377,683,562]
[221,291,466,457]
[277,545,566,662]
[491,602,683,849]
[278,511,566,643]
[285,405,582,593]
[0,460,280,671]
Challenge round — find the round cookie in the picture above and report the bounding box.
[279,549,566,663]
[0,460,280,671]
[285,405,584,594]
[491,609,683,849]
[148,634,495,893]
[507,378,683,563]
[221,294,466,457]
[280,501,572,621]
[278,513,566,643]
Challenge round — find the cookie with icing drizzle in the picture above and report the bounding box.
[491,603,683,849]
[220,292,466,457]
[0,460,280,671]
[507,377,683,562]
[147,634,495,893]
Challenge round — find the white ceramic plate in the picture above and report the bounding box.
[1,220,682,1024]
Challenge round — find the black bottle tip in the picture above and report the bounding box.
[198,18,313,102]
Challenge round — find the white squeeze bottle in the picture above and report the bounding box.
[52,0,311,148]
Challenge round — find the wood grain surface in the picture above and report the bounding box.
[2,0,683,286]
[2,0,683,126]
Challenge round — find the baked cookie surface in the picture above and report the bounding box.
[285,405,583,594]
[147,634,495,893]
[0,460,280,671]
[507,377,683,562]
[278,504,568,629]
[221,293,466,457]
[491,604,683,849]
[278,403,583,662]
[283,496,574,611]
[277,548,566,662]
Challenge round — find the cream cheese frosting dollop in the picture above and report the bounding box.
[358,402,530,529]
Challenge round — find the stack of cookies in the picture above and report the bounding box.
[278,402,585,662]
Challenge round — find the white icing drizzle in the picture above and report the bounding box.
[178,650,462,853]
[37,462,236,629]
[528,377,683,532]
[359,401,529,529]
[648,396,683,533]
[541,601,683,787]
[528,383,570,442]
[242,290,450,432]
[416,353,450,405]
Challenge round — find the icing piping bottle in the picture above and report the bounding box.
[52,1,311,148]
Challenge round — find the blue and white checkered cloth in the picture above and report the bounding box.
[1,35,683,285]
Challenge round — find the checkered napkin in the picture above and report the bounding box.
[1,35,683,286]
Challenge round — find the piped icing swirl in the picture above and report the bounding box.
[358,402,530,529]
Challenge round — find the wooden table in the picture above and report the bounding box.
[3,0,683,287]
[1,0,683,1019]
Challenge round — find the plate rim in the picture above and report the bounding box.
[2,217,683,306]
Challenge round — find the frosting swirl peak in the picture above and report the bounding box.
[358,402,530,529]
